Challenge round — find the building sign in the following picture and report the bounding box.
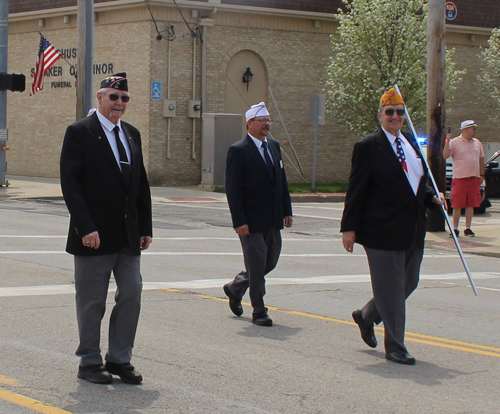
[445,2,457,20]
[151,82,162,100]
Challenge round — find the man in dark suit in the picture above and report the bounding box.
[60,73,152,384]
[223,102,293,327]
[341,88,445,365]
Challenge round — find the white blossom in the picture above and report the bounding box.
[325,0,464,136]
[477,28,500,128]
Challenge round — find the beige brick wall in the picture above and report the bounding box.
[6,4,499,186]
[6,13,151,178]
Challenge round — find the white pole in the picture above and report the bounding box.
[395,84,478,296]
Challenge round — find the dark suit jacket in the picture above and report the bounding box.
[341,129,436,250]
[225,135,292,233]
[60,112,152,256]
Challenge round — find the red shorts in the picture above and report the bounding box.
[450,177,482,209]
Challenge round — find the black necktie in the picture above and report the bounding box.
[262,141,275,181]
[113,126,131,186]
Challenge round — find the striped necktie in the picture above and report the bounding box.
[395,137,408,173]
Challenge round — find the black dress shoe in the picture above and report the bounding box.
[252,313,273,326]
[223,284,243,316]
[78,364,113,384]
[352,310,377,348]
[385,351,416,365]
[105,362,143,384]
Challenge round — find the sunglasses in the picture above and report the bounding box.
[105,93,130,103]
[384,108,405,116]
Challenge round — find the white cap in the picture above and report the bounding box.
[245,102,270,122]
[460,120,477,130]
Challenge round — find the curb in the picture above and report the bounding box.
[290,193,346,203]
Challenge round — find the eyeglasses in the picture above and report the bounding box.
[384,108,405,116]
[253,118,273,124]
[104,93,130,103]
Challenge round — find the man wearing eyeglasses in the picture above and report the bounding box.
[443,120,485,238]
[60,73,152,384]
[341,88,445,365]
[223,102,293,327]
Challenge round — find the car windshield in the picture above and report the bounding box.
[485,149,500,165]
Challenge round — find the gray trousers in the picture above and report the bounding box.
[362,239,423,354]
[226,228,282,316]
[74,249,142,366]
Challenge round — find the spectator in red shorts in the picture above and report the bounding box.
[443,120,485,237]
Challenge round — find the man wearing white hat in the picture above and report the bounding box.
[443,120,485,237]
[223,102,293,326]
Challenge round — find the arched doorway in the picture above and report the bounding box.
[225,50,267,133]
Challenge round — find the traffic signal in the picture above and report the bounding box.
[0,73,26,92]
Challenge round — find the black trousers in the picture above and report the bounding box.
[226,228,282,316]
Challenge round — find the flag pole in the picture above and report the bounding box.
[394,84,478,296]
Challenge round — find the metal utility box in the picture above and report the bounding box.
[163,99,176,117]
[188,100,201,118]
[201,113,244,189]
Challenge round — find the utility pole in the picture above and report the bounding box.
[76,0,94,120]
[427,0,446,232]
[0,0,9,186]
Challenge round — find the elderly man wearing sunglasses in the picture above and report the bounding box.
[60,72,152,384]
[341,88,445,365]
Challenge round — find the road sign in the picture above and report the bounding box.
[445,2,457,20]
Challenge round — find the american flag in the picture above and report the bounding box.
[30,34,62,96]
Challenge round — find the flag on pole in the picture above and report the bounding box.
[30,33,63,96]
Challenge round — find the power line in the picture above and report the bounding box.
[144,0,175,41]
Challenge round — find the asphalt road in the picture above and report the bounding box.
[0,196,499,413]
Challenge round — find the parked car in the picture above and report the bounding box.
[445,149,500,214]
[483,149,500,197]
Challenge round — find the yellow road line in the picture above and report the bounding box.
[190,291,500,358]
[0,388,73,414]
[405,331,500,352]
[1,287,498,413]
[0,374,21,386]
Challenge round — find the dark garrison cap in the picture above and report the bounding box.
[100,72,128,91]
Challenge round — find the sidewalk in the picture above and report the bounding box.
[1,175,499,258]
[0,175,344,203]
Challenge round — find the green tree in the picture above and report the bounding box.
[477,27,500,129]
[325,0,464,137]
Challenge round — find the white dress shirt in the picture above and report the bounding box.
[96,110,131,170]
[382,127,424,195]
[249,134,274,165]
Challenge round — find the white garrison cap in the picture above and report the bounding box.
[245,102,270,122]
[460,120,477,130]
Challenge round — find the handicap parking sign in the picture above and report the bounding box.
[151,82,162,100]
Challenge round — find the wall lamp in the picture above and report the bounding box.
[242,67,253,91]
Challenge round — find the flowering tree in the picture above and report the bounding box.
[325,0,464,136]
[477,28,500,129]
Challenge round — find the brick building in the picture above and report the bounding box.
[5,0,500,186]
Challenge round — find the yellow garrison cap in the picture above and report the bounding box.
[379,88,405,107]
